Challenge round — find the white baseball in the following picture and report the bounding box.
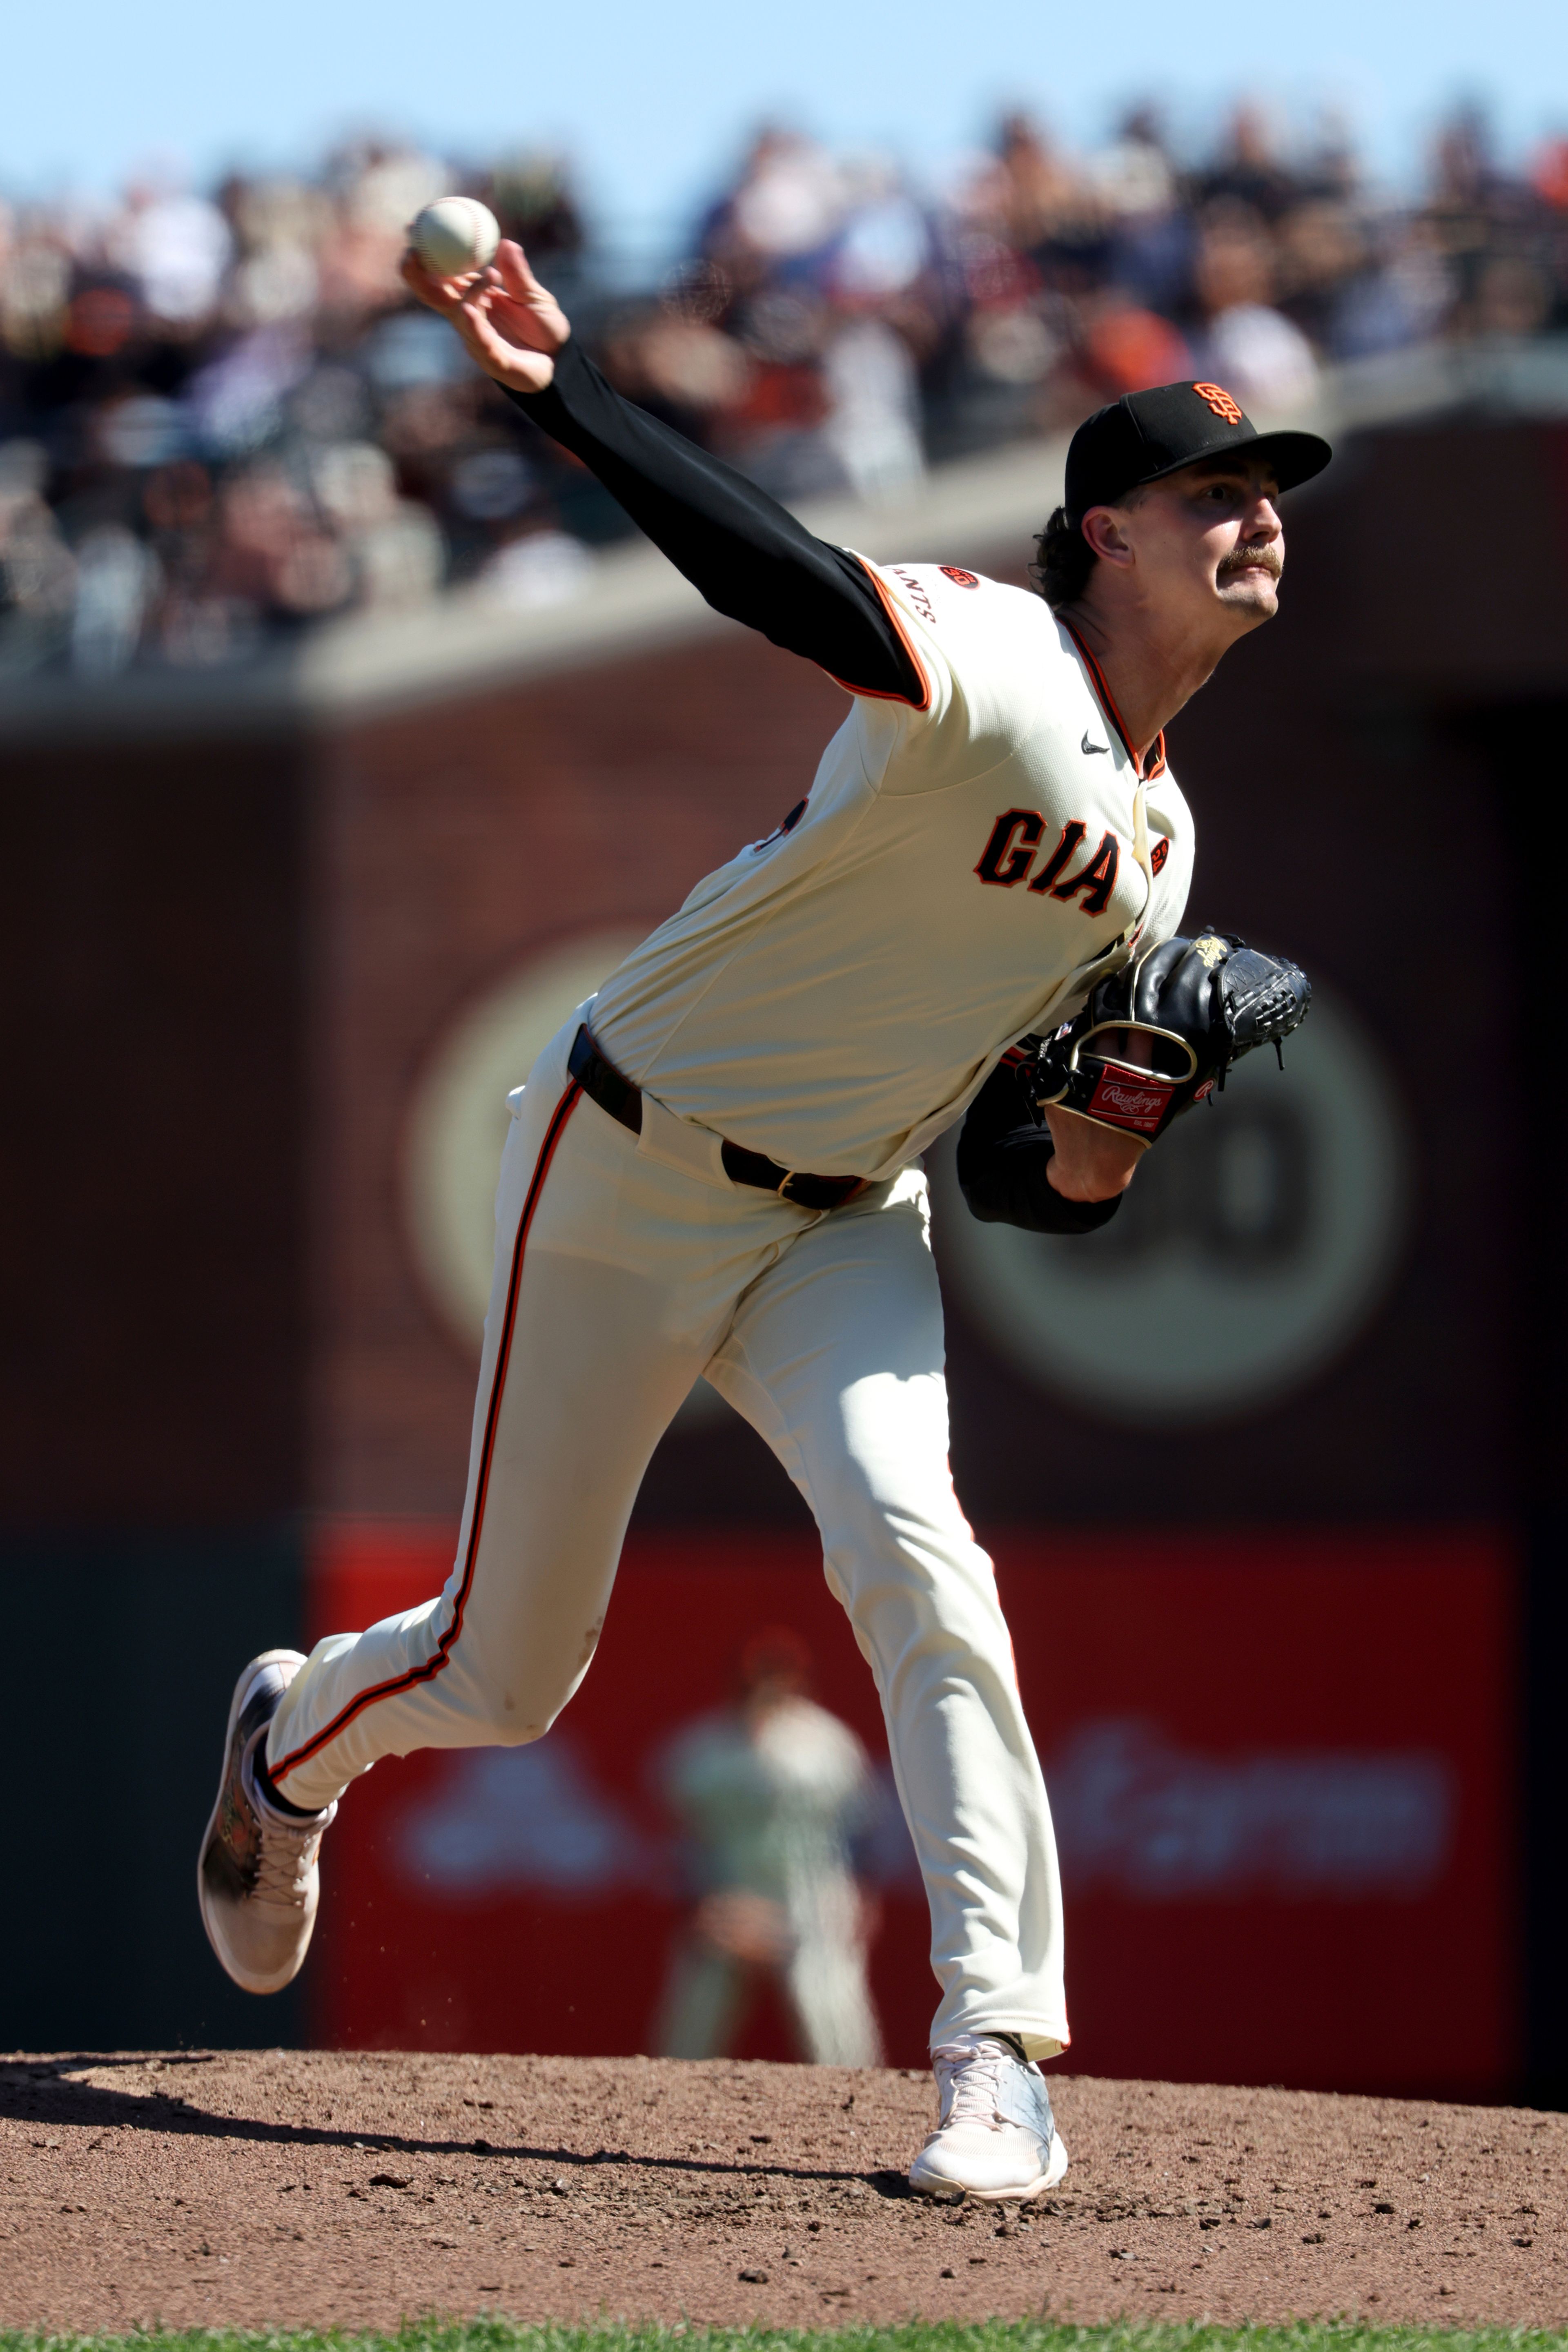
[410,197,501,278]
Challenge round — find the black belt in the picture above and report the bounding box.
[568,1026,868,1213]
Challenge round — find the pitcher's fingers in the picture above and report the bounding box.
[494,238,544,297]
[399,249,459,310]
[403,248,492,310]
[450,289,504,351]
[482,286,544,334]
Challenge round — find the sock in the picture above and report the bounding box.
[252,1739,320,1821]
[983,2031,1030,2064]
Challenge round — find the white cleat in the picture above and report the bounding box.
[197,1650,336,1995]
[908,2033,1070,2202]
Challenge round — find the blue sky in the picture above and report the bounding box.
[3,0,1564,258]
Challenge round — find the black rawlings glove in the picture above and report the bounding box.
[1034,930,1312,1142]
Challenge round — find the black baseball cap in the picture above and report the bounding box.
[1064,380,1332,523]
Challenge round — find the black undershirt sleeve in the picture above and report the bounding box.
[957,1056,1125,1236]
[505,339,923,704]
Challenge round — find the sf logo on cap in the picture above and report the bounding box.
[1193,382,1243,424]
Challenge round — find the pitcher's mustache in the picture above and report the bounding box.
[1218,541,1283,581]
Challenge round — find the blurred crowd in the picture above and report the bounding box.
[3,103,1567,679]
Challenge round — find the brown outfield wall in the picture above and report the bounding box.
[1,2051,1564,2332]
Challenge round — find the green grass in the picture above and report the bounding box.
[3,2326,1567,2352]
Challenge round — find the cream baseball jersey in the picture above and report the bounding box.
[590,559,1194,1178]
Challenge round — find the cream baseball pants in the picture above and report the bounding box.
[267,1014,1068,2056]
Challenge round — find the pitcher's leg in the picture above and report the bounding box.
[268,1086,713,1813]
[708,1173,1067,2058]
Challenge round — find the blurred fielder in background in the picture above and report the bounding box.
[655,1626,882,2068]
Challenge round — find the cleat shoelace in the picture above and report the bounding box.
[238,1727,335,1909]
[931,2039,1012,2132]
[252,1821,324,1908]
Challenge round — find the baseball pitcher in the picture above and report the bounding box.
[198,235,1326,2202]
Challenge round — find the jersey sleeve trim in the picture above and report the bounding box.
[822,559,932,711]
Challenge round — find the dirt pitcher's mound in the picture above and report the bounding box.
[2,2051,1564,2334]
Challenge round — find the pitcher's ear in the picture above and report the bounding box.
[1081,505,1134,565]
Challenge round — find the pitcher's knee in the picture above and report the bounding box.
[439,1594,608,1742]
[450,1663,577,1747]
[824,1524,1010,1695]
[484,1715,546,1749]
[820,1491,993,1611]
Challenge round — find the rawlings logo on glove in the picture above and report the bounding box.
[1034,930,1312,1144]
[1085,1068,1174,1133]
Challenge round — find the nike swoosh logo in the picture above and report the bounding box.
[1081,731,1109,755]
